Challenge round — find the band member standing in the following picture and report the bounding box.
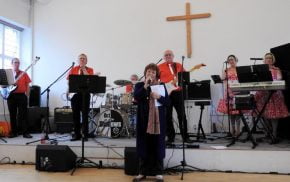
[217,55,241,137]
[133,63,168,182]
[7,58,32,138]
[254,53,289,142]
[67,53,94,141]
[158,50,193,144]
[125,74,139,93]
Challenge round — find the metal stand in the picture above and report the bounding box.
[0,137,7,143]
[26,63,74,145]
[167,56,199,180]
[69,75,106,175]
[71,91,99,175]
[227,112,257,149]
[194,101,210,142]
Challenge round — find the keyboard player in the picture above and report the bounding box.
[254,53,289,142]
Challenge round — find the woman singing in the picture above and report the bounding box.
[133,63,168,182]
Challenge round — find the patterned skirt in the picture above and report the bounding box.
[254,90,289,119]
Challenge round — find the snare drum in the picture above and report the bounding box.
[103,93,119,108]
[95,109,127,138]
[119,93,133,105]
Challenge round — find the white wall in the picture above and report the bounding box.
[0,0,31,118]
[5,0,290,131]
[0,0,30,27]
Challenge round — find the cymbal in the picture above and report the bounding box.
[114,79,132,86]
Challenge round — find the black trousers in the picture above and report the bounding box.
[71,93,90,137]
[139,134,163,176]
[7,93,29,135]
[166,90,189,140]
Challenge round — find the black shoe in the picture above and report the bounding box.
[8,133,18,138]
[184,137,194,143]
[70,136,81,141]
[166,138,174,144]
[23,133,33,138]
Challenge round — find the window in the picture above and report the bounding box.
[0,20,22,69]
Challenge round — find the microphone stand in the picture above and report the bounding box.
[167,56,200,180]
[225,61,232,137]
[26,62,75,145]
[138,58,163,81]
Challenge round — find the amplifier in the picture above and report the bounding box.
[54,107,73,133]
[36,145,76,172]
[124,147,139,175]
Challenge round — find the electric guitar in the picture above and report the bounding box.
[165,63,206,94]
[0,57,40,99]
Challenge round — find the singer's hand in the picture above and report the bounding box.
[144,77,151,89]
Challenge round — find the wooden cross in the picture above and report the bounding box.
[166,2,211,58]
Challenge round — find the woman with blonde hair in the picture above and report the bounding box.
[254,53,289,143]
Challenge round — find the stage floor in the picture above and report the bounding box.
[1,133,290,174]
[1,133,290,151]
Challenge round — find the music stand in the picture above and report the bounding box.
[0,69,15,86]
[186,80,211,142]
[0,69,15,143]
[211,75,222,84]
[236,64,273,83]
[69,75,106,175]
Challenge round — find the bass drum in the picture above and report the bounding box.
[95,109,127,138]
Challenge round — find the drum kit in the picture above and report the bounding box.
[87,79,137,139]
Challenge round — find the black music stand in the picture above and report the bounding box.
[0,69,14,143]
[69,75,106,175]
[227,64,273,148]
[236,64,273,83]
[186,80,211,142]
[237,65,276,145]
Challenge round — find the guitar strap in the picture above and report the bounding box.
[15,71,21,79]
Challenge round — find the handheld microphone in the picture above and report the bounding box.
[147,79,151,85]
[250,58,263,60]
[72,62,75,66]
[182,56,185,61]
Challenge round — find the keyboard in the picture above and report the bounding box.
[229,80,286,91]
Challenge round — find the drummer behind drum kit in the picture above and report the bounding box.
[87,79,137,138]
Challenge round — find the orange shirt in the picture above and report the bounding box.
[125,84,133,93]
[158,62,185,83]
[14,71,31,93]
[67,65,94,79]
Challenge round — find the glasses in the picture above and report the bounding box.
[164,54,172,57]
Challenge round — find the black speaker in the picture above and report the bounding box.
[36,145,77,172]
[27,107,48,133]
[54,107,73,133]
[29,85,41,107]
[124,147,139,175]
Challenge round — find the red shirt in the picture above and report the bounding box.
[67,65,94,79]
[125,84,133,93]
[14,71,31,93]
[158,62,185,83]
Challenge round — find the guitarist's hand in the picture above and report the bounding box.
[171,77,177,86]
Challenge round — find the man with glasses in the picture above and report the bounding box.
[7,58,32,138]
[158,50,193,144]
